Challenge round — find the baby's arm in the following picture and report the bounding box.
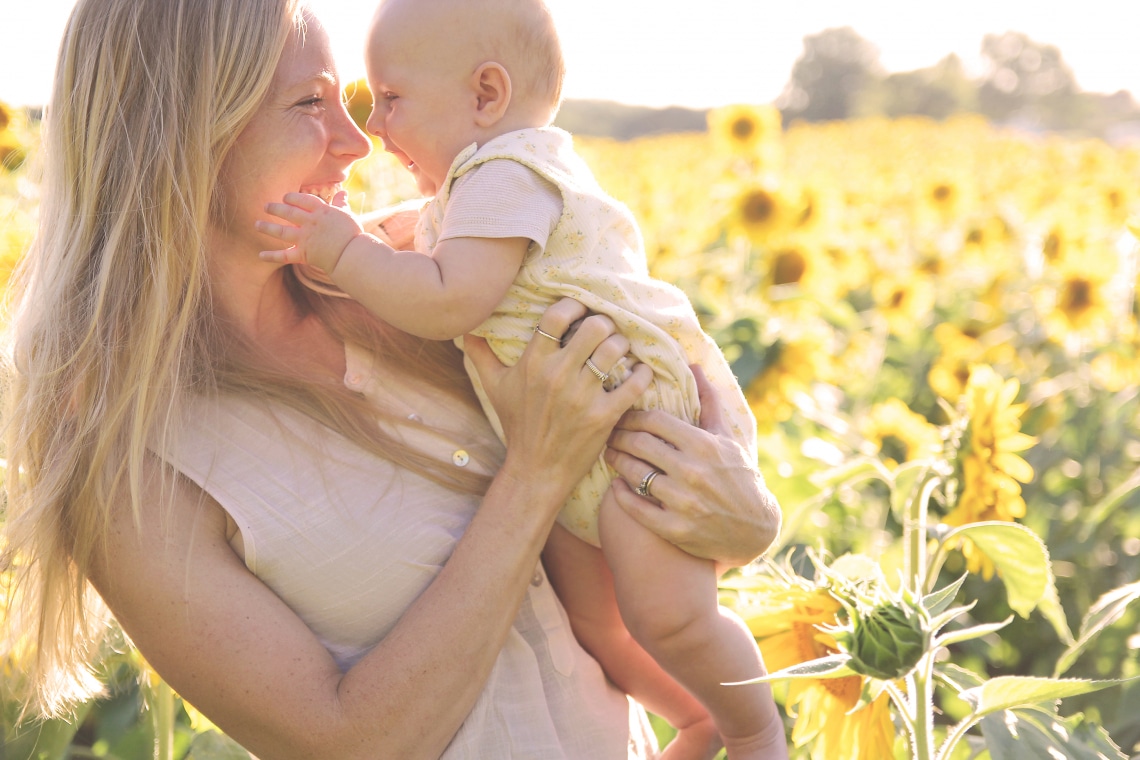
[257,193,527,340]
[543,524,722,760]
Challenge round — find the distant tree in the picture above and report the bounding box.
[977,32,1081,129]
[877,54,977,120]
[778,27,884,122]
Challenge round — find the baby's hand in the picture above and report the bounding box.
[257,191,363,273]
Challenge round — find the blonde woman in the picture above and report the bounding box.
[0,0,782,758]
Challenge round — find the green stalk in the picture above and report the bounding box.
[153,679,175,760]
[910,657,937,760]
[904,474,939,597]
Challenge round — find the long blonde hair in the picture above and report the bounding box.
[1,0,487,717]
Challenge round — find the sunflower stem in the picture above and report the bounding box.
[909,656,937,760]
[153,679,175,760]
[904,472,939,596]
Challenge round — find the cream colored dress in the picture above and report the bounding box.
[418,126,757,546]
[157,341,659,759]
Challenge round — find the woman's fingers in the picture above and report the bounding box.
[690,364,730,436]
[463,335,506,389]
[534,299,588,343]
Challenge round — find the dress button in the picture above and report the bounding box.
[345,373,362,386]
[452,449,470,467]
[407,413,423,423]
[531,572,543,587]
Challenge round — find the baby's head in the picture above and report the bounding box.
[365,0,564,194]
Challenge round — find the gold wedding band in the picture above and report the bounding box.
[635,469,660,498]
[533,326,561,343]
[584,358,609,383]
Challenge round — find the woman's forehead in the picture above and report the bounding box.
[272,19,337,91]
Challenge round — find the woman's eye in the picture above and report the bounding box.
[297,96,324,109]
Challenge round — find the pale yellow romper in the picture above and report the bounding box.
[417,127,758,547]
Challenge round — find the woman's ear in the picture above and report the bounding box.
[471,62,512,127]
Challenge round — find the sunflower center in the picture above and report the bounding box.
[772,249,807,285]
[1043,231,1062,262]
[732,117,757,141]
[1061,279,1093,312]
[742,192,775,224]
[932,184,953,203]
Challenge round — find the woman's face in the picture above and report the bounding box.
[214,14,371,260]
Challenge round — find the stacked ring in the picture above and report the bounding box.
[635,469,661,498]
[584,358,609,383]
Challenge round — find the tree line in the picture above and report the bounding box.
[555,28,1140,142]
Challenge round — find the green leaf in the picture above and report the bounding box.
[809,456,892,490]
[935,662,986,692]
[934,616,1013,649]
[942,523,1060,625]
[923,574,969,616]
[726,653,856,685]
[1077,469,1140,542]
[1054,579,1140,677]
[890,460,935,522]
[185,730,255,759]
[979,705,1127,760]
[960,676,1133,716]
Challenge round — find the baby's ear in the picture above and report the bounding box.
[471,62,511,126]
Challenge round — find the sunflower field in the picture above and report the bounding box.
[3,94,1140,759]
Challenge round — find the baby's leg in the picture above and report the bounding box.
[542,524,721,760]
[598,491,788,760]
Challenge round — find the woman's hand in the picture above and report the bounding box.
[466,299,653,510]
[604,365,781,570]
[359,199,425,250]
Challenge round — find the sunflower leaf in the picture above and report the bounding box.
[979,705,1127,760]
[922,574,968,616]
[960,675,1134,716]
[725,653,856,685]
[933,615,1012,649]
[1053,579,1140,677]
[927,601,978,634]
[942,522,1071,643]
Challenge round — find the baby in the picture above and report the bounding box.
[259,0,785,756]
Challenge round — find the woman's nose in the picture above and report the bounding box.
[334,107,372,161]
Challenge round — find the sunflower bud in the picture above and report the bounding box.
[845,602,927,680]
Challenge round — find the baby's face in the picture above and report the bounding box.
[363,10,482,196]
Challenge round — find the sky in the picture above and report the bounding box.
[2,0,1138,110]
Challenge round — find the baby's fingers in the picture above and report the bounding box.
[255,218,301,243]
[259,246,305,264]
[264,201,310,224]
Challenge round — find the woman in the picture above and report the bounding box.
[0,0,782,757]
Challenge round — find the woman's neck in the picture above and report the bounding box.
[208,253,346,381]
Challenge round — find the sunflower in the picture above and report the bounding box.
[707,103,782,160]
[731,577,895,760]
[728,183,788,245]
[861,398,942,466]
[1040,251,1118,343]
[945,365,1037,578]
[0,100,12,132]
[745,328,832,427]
[871,271,936,337]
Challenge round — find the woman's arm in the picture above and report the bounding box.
[90,300,652,760]
[604,365,782,572]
